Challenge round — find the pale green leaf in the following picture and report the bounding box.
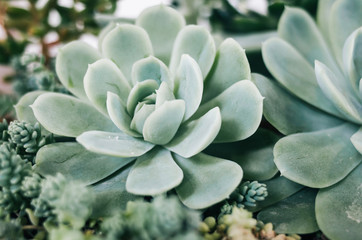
[143,100,185,145]
[102,24,153,82]
[136,5,185,64]
[169,25,216,78]
[155,82,175,108]
[196,80,263,143]
[131,56,173,89]
[166,107,221,158]
[205,128,279,181]
[173,152,242,209]
[317,0,336,43]
[315,61,362,124]
[35,142,134,185]
[274,123,362,188]
[203,38,251,102]
[262,38,343,118]
[343,28,362,90]
[279,7,339,72]
[351,127,362,154]
[98,22,117,52]
[126,79,158,115]
[56,41,101,100]
[91,165,139,217]
[247,177,304,212]
[15,91,46,125]
[106,92,141,137]
[329,0,362,65]
[84,59,131,115]
[174,54,203,120]
[31,93,118,137]
[252,74,344,135]
[130,104,155,134]
[126,147,183,195]
[316,163,362,240]
[77,131,154,157]
[258,188,319,234]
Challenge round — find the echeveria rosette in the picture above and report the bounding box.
[19,5,264,209]
[254,0,362,238]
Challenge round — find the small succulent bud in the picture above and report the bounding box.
[21,173,42,199]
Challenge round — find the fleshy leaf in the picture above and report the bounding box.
[166,107,221,158]
[343,28,362,90]
[170,25,216,78]
[126,147,183,195]
[274,123,362,188]
[106,92,141,137]
[315,61,362,123]
[279,7,339,72]
[130,104,155,134]
[196,80,263,143]
[143,100,185,145]
[351,127,362,154]
[205,128,279,181]
[31,93,118,137]
[126,79,159,115]
[77,131,154,158]
[203,38,251,102]
[316,163,362,240]
[155,82,175,108]
[174,54,203,120]
[316,0,336,43]
[102,24,153,82]
[35,142,134,185]
[329,0,362,65]
[15,91,46,125]
[91,165,139,217]
[258,188,319,234]
[98,21,116,52]
[136,5,185,64]
[56,41,101,100]
[84,59,131,115]
[247,177,304,212]
[252,73,344,135]
[131,56,173,89]
[173,152,242,209]
[262,38,343,118]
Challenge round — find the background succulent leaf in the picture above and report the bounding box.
[32,93,118,137]
[316,163,362,240]
[173,152,242,209]
[102,24,153,83]
[136,5,185,64]
[35,142,134,185]
[262,38,343,118]
[252,74,344,134]
[15,91,46,125]
[315,61,362,123]
[174,54,203,120]
[165,107,221,158]
[316,0,336,44]
[132,56,173,89]
[279,7,339,72]
[76,131,154,157]
[274,123,362,188]
[91,165,139,218]
[84,59,131,115]
[169,25,216,78]
[257,188,319,234]
[126,147,183,195]
[56,41,101,101]
[143,100,185,145]
[329,0,362,65]
[247,176,304,212]
[351,127,362,154]
[106,92,141,137]
[202,38,251,103]
[196,81,263,143]
[205,128,279,181]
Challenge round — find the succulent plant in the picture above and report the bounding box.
[18,5,264,209]
[252,0,362,238]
